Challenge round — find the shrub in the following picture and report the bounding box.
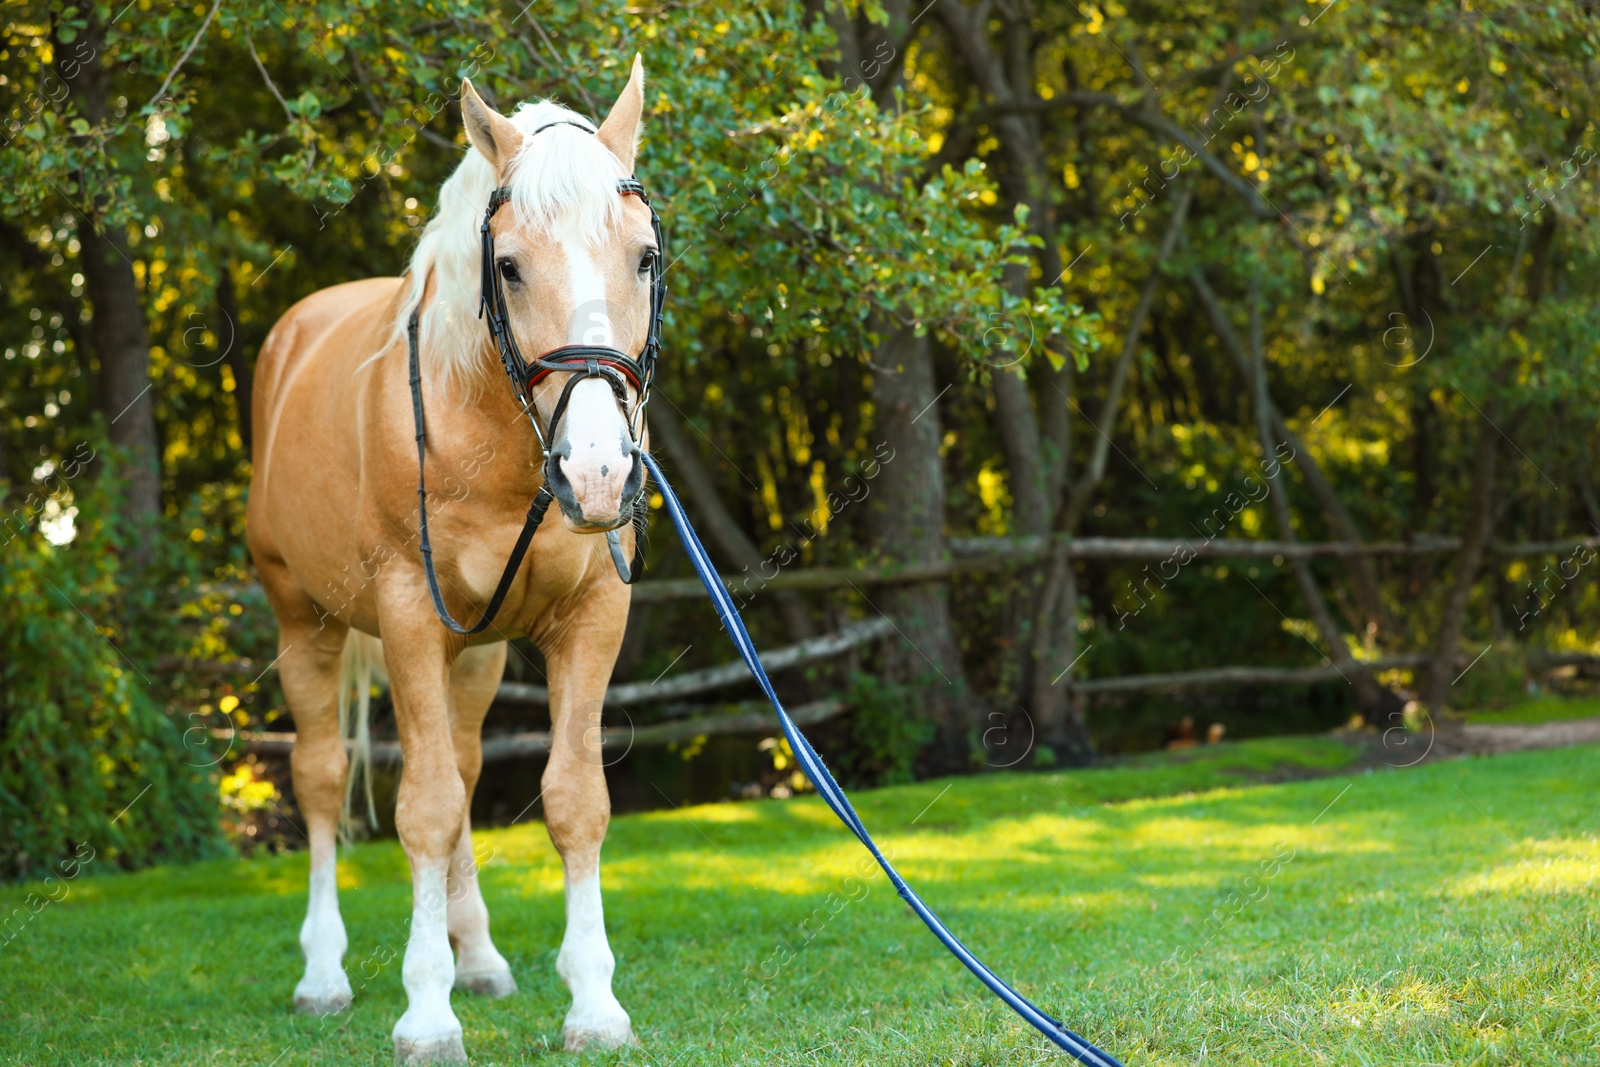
[831,671,936,788]
[0,478,225,882]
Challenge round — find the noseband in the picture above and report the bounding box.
[408,120,667,635]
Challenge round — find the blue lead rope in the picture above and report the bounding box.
[642,453,1124,1066]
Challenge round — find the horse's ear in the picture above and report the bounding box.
[596,55,645,174]
[460,78,522,172]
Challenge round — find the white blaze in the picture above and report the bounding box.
[561,231,614,347]
[554,232,634,522]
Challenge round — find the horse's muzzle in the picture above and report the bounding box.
[545,435,644,532]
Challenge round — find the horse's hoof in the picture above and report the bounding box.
[294,990,352,1015]
[455,967,518,998]
[562,1013,638,1053]
[294,976,353,1016]
[393,1033,469,1066]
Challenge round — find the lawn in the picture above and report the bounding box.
[2,737,1596,1066]
[1466,694,1600,726]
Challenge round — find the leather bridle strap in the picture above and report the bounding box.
[479,177,666,453]
[408,309,556,636]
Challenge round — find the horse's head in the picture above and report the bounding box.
[459,64,654,534]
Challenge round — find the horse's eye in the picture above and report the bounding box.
[497,258,521,284]
[638,249,659,275]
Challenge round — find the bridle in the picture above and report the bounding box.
[407,119,667,636]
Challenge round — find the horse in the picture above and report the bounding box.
[245,61,656,1063]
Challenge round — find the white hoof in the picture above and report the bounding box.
[293,974,353,1016]
[562,1002,637,1052]
[454,966,518,998]
[393,1032,468,1066]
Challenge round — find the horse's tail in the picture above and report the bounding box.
[337,631,388,834]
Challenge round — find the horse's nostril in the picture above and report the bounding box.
[620,449,645,504]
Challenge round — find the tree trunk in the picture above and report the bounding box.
[813,0,912,108]
[1189,266,1386,634]
[986,264,1053,714]
[1026,190,1192,761]
[1420,216,1549,710]
[70,3,161,536]
[1241,276,1401,724]
[1423,419,1500,712]
[866,324,979,773]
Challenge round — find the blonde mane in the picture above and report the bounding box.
[393,99,628,395]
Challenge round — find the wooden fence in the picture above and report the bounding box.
[212,534,1597,759]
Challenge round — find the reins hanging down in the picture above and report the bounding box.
[644,452,1125,1067]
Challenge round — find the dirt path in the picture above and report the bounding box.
[1347,715,1600,767]
[1453,716,1600,755]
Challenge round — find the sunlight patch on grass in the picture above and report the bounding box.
[498,863,565,900]
[2,743,1595,1066]
[1449,838,1600,898]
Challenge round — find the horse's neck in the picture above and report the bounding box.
[406,344,546,507]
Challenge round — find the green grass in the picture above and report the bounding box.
[2,737,1596,1066]
[1465,694,1600,726]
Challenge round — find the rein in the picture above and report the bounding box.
[646,452,1125,1067]
[406,119,1124,1065]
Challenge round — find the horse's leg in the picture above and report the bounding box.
[261,562,354,1015]
[382,608,469,1065]
[446,641,517,998]
[543,605,636,1051]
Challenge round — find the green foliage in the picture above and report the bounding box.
[2,0,1600,851]
[1446,641,1534,712]
[833,670,935,787]
[0,472,224,882]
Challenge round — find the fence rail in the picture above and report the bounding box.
[628,535,1600,602]
[1068,655,1430,694]
[176,532,1599,765]
[182,535,1599,618]
[230,697,846,764]
[496,617,893,704]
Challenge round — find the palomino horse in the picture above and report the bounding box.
[246,63,655,1062]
